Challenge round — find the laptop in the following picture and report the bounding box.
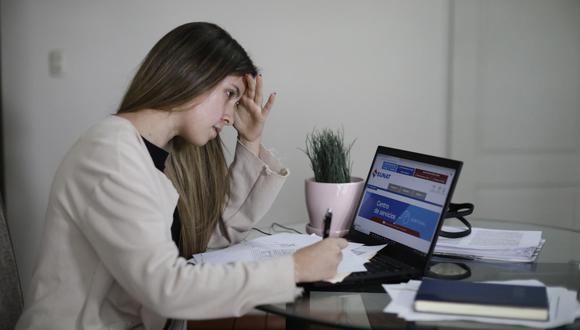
[301,145,462,290]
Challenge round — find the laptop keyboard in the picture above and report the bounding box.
[340,252,411,283]
[365,253,402,272]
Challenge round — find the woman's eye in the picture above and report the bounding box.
[226,89,239,100]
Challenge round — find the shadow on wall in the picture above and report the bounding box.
[2,95,43,299]
[0,191,24,330]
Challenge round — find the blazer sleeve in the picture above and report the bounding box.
[78,139,300,319]
[208,140,289,248]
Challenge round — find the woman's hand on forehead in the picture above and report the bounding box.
[233,74,276,148]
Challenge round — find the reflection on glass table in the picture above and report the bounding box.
[257,219,580,330]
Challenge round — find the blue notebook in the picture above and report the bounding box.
[414,278,549,321]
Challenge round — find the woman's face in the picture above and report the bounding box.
[177,75,245,146]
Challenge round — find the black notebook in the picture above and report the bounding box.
[414,278,549,321]
[300,146,462,290]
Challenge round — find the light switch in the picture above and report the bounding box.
[49,49,65,77]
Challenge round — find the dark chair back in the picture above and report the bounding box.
[0,195,23,330]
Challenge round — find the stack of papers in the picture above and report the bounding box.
[190,233,382,282]
[434,226,545,262]
[383,279,580,328]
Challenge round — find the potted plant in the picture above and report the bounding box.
[302,128,364,237]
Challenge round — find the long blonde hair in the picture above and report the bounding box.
[117,22,257,256]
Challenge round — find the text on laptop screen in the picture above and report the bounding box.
[352,153,457,253]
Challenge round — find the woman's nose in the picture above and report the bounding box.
[222,105,235,125]
[222,113,233,126]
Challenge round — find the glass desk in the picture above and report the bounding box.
[257,219,580,329]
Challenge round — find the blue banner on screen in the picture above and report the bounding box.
[357,192,439,240]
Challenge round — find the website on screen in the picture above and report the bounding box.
[353,154,456,253]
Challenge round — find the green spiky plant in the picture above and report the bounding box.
[303,128,355,183]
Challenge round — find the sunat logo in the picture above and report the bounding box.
[372,169,391,180]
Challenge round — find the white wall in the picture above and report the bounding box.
[1,0,450,293]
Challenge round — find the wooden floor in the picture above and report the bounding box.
[187,314,285,330]
[187,314,340,329]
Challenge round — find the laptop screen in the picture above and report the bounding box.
[352,146,461,255]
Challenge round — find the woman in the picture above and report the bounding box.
[17,22,346,329]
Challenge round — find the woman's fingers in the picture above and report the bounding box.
[240,95,260,116]
[242,74,274,117]
[245,74,256,101]
[255,74,263,106]
[262,92,276,117]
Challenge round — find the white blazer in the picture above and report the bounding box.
[17,116,301,330]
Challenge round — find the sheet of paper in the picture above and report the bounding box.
[337,248,367,273]
[324,244,391,282]
[434,227,544,262]
[327,272,351,284]
[190,233,369,276]
[436,227,542,250]
[382,279,580,328]
[350,244,388,261]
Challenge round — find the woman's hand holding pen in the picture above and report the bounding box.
[293,238,348,283]
[234,74,276,155]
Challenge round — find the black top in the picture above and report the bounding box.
[142,137,182,250]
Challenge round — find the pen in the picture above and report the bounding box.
[323,208,332,238]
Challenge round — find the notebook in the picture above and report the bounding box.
[301,145,463,290]
[413,278,549,321]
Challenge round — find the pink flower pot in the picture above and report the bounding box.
[304,177,364,237]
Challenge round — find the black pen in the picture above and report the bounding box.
[323,208,332,238]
